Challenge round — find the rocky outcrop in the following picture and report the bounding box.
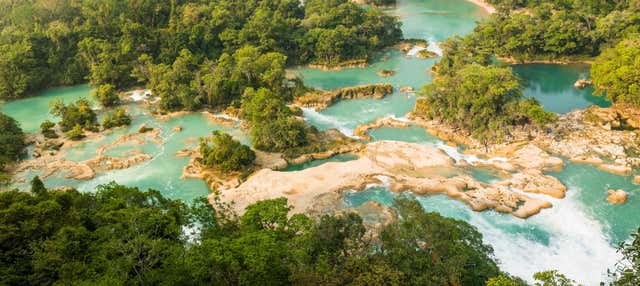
[215,141,557,219]
[409,104,640,176]
[606,189,628,204]
[573,79,592,89]
[353,116,410,140]
[378,70,396,77]
[634,176,640,184]
[498,169,567,198]
[295,84,394,110]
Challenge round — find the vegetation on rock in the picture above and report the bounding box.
[49,98,97,132]
[102,108,133,129]
[199,131,256,172]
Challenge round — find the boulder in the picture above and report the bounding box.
[606,189,628,204]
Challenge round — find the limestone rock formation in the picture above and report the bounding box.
[215,141,556,219]
[607,189,628,204]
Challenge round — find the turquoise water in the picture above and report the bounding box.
[513,64,612,113]
[1,85,94,132]
[1,0,636,283]
[6,90,249,201]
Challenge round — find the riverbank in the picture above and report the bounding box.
[466,0,495,14]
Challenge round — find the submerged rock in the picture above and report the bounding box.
[634,176,640,184]
[606,189,628,204]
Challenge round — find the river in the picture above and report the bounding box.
[2,0,638,284]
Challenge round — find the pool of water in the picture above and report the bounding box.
[0,0,635,283]
[513,64,611,113]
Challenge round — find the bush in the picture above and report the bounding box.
[66,124,85,140]
[40,120,58,138]
[92,84,120,107]
[102,108,132,129]
[49,98,97,132]
[199,131,255,172]
[0,113,26,180]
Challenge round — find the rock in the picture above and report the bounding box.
[599,164,632,174]
[573,79,592,89]
[173,126,183,132]
[353,116,410,140]
[215,141,554,219]
[377,70,396,77]
[499,169,567,198]
[633,176,640,184]
[254,150,288,170]
[607,189,628,204]
[417,49,438,59]
[175,149,196,157]
[295,83,393,110]
[399,86,414,93]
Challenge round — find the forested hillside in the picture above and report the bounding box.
[0,0,402,100]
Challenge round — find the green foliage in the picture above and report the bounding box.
[0,112,25,184]
[242,88,308,152]
[40,120,58,138]
[378,197,501,285]
[102,108,132,129]
[474,0,640,61]
[533,270,578,286]
[0,182,509,285]
[591,35,640,106]
[486,275,528,286]
[65,124,84,141]
[92,84,120,107]
[609,227,640,285]
[420,64,553,143]
[49,98,97,132]
[0,0,401,99]
[30,176,46,196]
[199,131,256,172]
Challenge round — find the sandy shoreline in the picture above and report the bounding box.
[466,0,496,14]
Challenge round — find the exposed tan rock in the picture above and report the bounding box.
[634,176,640,184]
[215,141,554,219]
[498,169,567,198]
[573,79,592,89]
[598,164,633,175]
[417,49,438,59]
[202,111,237,127]
[607,189,628,204]
[173,126,183,132]
[295,84,393,110]
[353,116,410,140]
[254,150,288,170]
[175,149,197,157]
[377,70,396,77]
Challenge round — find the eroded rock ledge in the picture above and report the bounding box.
[405,103,640,176]
[295,83,394,110]
[215,141,563,219]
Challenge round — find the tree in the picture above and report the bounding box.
[102,108,132,129]
[40,120,58,138]
[609,227,640,285]
[199,131,255,172]
[533,270,577,286]
[419,64,553,143]
[0,112,26,174]
[30,176,47,196]
[49,98,97,132]
[591,35,640,106]
[92,84,120,107]
[66,124,84,140]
